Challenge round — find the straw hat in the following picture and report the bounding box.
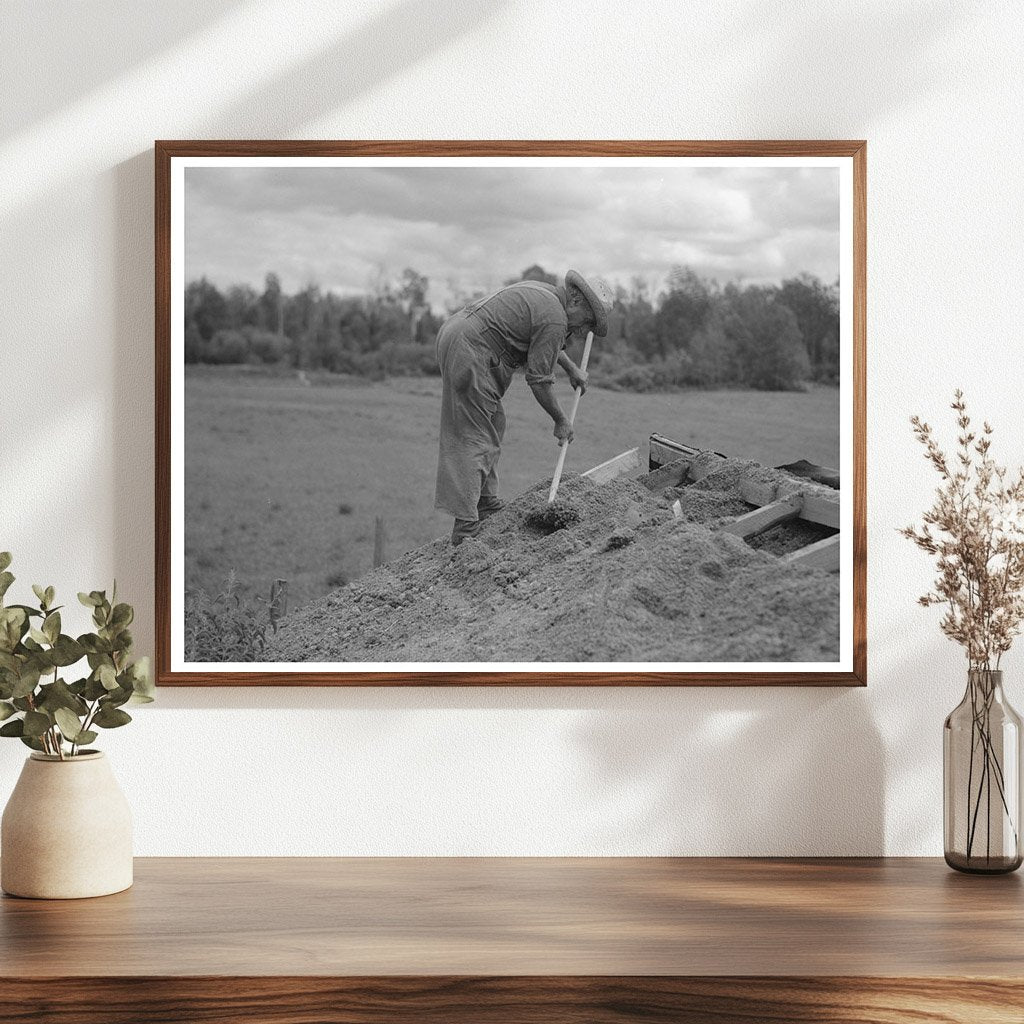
[565,269,609,337]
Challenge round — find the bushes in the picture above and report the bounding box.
[184,571,269,662]
[185,326,288,366]
[183,267,838,393]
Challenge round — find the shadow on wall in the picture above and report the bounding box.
[570,686,884,855]
[194,0,510,137]
[108,0,511,658]
[142,680,885,856]
[0,1,244,138]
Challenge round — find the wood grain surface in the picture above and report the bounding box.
[0,976,1022,1024]
[2,858,1021,1022]
[155,138,867,687]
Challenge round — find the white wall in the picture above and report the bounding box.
[1,0,1022,855]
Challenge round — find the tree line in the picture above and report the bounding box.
[184,264,839,391]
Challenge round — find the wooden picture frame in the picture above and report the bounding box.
[156,140,866,686]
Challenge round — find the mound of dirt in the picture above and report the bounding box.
[264,460,840,664]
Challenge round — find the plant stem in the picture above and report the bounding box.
[53,665,64,760]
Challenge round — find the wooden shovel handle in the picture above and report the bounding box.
[547,330,594,503]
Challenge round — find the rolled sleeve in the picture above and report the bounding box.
[524,321,565,387]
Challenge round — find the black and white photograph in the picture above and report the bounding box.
[159,144,863,683]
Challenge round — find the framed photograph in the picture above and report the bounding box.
[156,141,865,686]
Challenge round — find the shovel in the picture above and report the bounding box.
[547,330,594,503]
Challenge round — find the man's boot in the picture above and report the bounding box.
[451,518,481,547]
[477,495,505,521]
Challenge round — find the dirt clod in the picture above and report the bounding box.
[525,499,584,533]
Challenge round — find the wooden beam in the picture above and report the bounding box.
[798,493,840,529]
[785,534,840,572]
[648,433,705,470]
[720,497,802,539]
[652,436,839,528]
[582,448,640,484]
[641,457,692,491]
[737,477,777,507]
[738,478,839,530]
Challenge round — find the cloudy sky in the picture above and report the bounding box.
[185,162,839,309]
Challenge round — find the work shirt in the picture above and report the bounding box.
[464,281,567,386]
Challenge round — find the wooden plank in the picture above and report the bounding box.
[800,492,840,529]
[786,534,841,572]
[720,497,802,539]
[641,457,692,491]
[737,477,777,507]
[582,447,640,484]
[738,478,839,529]
[648,433,705,470]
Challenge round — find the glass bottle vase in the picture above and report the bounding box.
[944,669,1023,873]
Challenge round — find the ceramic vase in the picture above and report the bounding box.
[1,751,133,898]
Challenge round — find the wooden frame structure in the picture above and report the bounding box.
[646,434,841,572]
[155,140,866,687]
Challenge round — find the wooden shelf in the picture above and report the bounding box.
[2,857,1022,1022]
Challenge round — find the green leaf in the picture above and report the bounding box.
[36,678,88,716]
[11,604,42,618]
[11,664,41,699]
[82,642,114,663]
[0,651,19,674]
[110,603,133,629]
[31,584,47,608]
[0,719,24,737]
[103,685,131,709]
[44,586,55,608]
[0,701,16,721]
[0,572,14,602]
[98,663,118,690]
[49,635,85,668]
[92,705,131,729]
[0,607,27,652]
[12,697,33,712]
[83,675,107,701]
[78,592,100,608]
[22,711,51,738]
[28,627,49,646]
[42,611,60,644]
[127,657,155,702]
[0,553,11,573]
[74,730,97,746]
[54,707,85,741]
[19,734,45,752]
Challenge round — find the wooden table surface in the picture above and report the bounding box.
[3,857,1023,1023]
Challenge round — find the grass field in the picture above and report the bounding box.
[185,365,839,611]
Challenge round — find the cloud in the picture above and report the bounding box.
[185,163,840,308]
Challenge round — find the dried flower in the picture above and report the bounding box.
[902,390,1024,670]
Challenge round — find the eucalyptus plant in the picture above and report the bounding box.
[0,552,153,759]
